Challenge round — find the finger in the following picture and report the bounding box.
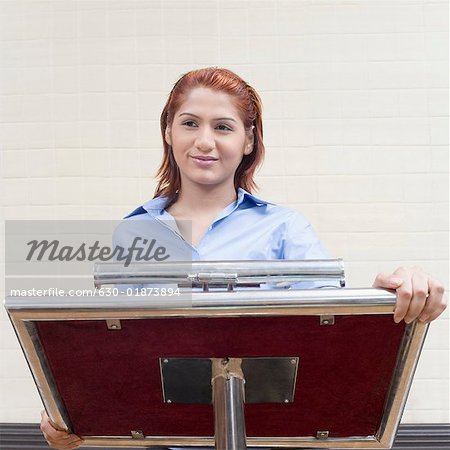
[419,280,447,322]
[40,411,82,446]
[46,433,83,449]
[392,270,413,323]
[403,271,428,323]
[372,272,404,290]
[48,437,83,450]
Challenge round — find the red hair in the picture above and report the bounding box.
[154,67,265,200]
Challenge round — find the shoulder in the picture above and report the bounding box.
[242,191,312,228]
[123,196,169,220]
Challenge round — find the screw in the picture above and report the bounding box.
[290,359,296,365]
[284,399,289,403]
[163,359,169,363]
[323,320,329,325]
[167,399,172,404]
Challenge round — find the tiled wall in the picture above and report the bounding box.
[1,0,448,424]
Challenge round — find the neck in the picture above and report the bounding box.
[171,182,238,215]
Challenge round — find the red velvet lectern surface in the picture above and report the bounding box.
[36,315,405,439]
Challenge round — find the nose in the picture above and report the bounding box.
[194,126,215,152]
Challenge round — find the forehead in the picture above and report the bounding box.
[177,87,242,120]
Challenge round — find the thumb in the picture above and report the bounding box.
[373,273,404,289]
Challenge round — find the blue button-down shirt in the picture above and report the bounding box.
[115,188,336,290]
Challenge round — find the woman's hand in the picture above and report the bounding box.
[40,410,83,449]
[373,266,447,323]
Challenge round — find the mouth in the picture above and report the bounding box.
[191,155,218,161]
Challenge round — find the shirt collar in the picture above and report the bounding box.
[141,187,270,216]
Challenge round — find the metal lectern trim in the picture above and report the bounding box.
[5,288,428,449]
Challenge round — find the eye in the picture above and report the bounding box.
[182,120,198,127]
[216,124,232,131]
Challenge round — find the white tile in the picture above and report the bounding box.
[21,67,53,94]
[79,8,107,38]
[27,150,56,178]
[137,65,165,91]
[397,90,428,118]
[0,378,42,409]
[247,8,276,37]
[108,120,138,148]
[367,90,399,117]
[80,93,108,120]
[22,94,52,122]
[0,349,31,379]
[284,147,317,176]
[371,118,429,146]
[402,408,450,424]
[1,68,25,95]
[423,2,449,32]
[107,9,136,37]
[191,36,219,65]
[282,119,315,146]
[219,8,247,37]
[53,94,79,122]
[138,119,164,148]
[0,95,23,122]
[281,92,313,120]
[136,36,163,64]
[79,66,107,92]
[1,150,27,178]
[414,349,449,379]
[79,121,108,147]
[431,146,449,172]
[24,13,53,40]
[162,8,191,36]
[136,9,163,36]
[54,122,80,147]
[54,149,84,177]
[428,89,449,117]
[109,92,137,120]
[405,378,450,411]
[256,176,287,204]
[79,38,108,65]
[52,39,79,66]
[368,62,427,90]
[22,39,52,68]
[53,66,78,94]
[2,178,31,207]
[284,176,317,204]
[258,147,285,177]
[426,61,448,89]
[0,12,25,40]
[52,12,77,39]
[263,119,283,148]
[138,91,167,120]
[108,65,137,92]
[430,117,449,146]
[247,36,278,64]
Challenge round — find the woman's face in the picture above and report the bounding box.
[165,87,254,192]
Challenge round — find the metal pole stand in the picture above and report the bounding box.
[212,358,247,450]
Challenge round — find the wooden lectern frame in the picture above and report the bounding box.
[5,285,428,449]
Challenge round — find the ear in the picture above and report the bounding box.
[165,126,172,146]
[243,127,255,155]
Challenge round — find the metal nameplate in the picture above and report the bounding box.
[160,357,299,404]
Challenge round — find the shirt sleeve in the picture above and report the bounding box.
[281,212,341,289]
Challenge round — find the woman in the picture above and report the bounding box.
[41,67,446,449]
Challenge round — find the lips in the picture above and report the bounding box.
[191,155,218,161]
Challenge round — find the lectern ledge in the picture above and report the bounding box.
[4,260,428,449]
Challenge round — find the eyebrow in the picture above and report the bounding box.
[178,112,237,123]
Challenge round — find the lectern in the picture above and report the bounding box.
[5,260,428,449]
